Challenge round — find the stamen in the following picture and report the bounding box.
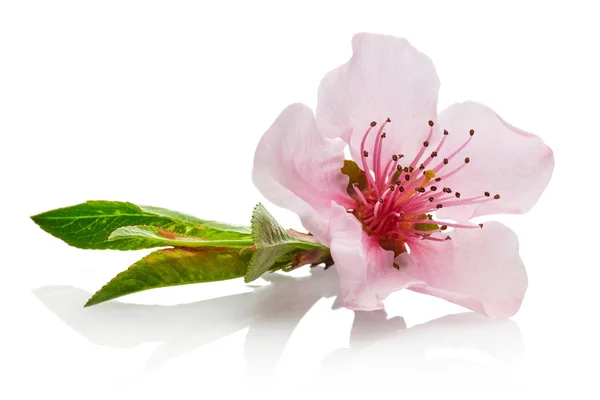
[408,120,435,169]
[360,122,378,193]
[373,119,391,189]
[352,183,368,206]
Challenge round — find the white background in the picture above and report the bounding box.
[1,1,598,398]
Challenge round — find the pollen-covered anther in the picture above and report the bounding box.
[370,121,377,127]
[443,129,449,135]
[409,166,415,173]
[484,192,490,197]
[399,186,405,192]
[386,118,391,123]
[363,150,369,157]
[431,151,438,158]
[469,129,475,136]
[430,186,437,191]
[443,158,449,165]
[403,167,409,172]
[381,132,387,138]
[397,164,403,171]
[392,154,398,161]
[423,141,430,147]
[435,177,441,182]
[479,223,484,228]
[464,157,470,163]
[455,192,461,198]
[419,164,425,170]
[494,194,501,199]
[436,204,443,209]
[428,120,434,127]
[440,225,448,230]
[405,174,410,181]
[428,197,434,202]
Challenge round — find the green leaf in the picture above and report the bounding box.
[31,201,251,250]
[108,225,253,248]
[413,213,439,232]
[85,247,251,306]
[245,203,323,283]
[341,160,368,193]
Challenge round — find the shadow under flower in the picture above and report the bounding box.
[33,267,524,383]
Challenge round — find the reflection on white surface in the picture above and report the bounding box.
[34,267,524,392]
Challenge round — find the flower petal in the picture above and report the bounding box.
[434,102,554,221]
[408,222,528,318]
[252,104,351,243]
[316,33,440,172]
[328,204,425,310]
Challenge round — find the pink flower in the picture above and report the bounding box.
[252,33,553,318]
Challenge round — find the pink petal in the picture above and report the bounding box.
[434,101,554,221]
[252,104,352,243]
[327,204,425,311]
[316,33,440,172]
[408,222,528,318]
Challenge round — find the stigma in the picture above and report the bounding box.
[349,118,499,254]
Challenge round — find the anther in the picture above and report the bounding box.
[464,157,470,163]
[428,120,434,127]
[494,194,501,199]
[398,154,404,159]
[443,158,449,165]
[397,164,402,171]
[435,177,441,182]
[403,167,409,173]
[423,141,430,147]
[370,121,377,127]
[381,132,387,138]
[418,187,426,193]
[455,192,461,198]
[399,186,405,192]
[484,192,490,197]
[386,118,391,123]
[469,129,475,136]
[378,198,384,203]
[405,174,410,181]
[399,212,405,217]
[428,197,434,202]
[430,186,437,191]
[352,182,359,187]
[419,164,425,170]
[445,236,452,240]
[427,214,433,219]
[443,130,449,135]
[395,180,401,185]
[389,185,395,191]
[479,223,484,228]
[409,166,415,173]
[363,150,369,157]
[436,204,443,209]
[441,225,448,230]
[431,151,438,158]
[392,154,398,161]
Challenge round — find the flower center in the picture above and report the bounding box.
[347,118,500,256]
